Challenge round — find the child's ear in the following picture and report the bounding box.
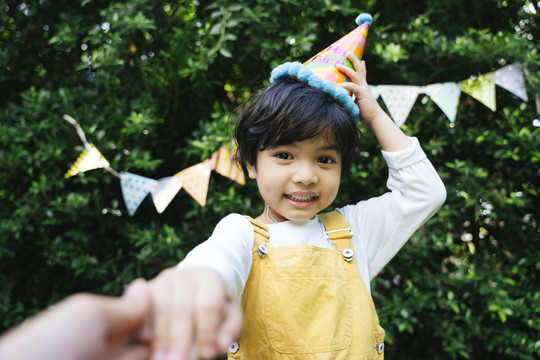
[246,163,257,179]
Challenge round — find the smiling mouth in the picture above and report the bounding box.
[284,194,318,202]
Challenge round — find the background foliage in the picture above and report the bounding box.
[1,0,538,358]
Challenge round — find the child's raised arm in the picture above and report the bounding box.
[147,267,243,360]
[337,53,412,152]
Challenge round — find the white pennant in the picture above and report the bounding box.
[377,85,420,126]
[424,82,461,123]
[494,63,528,102]
[151,176,183,214]
[120,172,158,216]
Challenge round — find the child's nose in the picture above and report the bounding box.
[292,163,318,185]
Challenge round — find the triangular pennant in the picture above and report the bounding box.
[151,176,183,214]
[178,162,212,207]
[65,143,110,178]
[459,72,496,112]
[368,85,380,100]
[208,142,246,185]
[120,173,158,216]
[424,82,461,122]
[377,85,420,126]
[494,63,528,102]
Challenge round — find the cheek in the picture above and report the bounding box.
[328,173,342,197]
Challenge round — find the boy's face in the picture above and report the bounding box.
[246,135,342,223]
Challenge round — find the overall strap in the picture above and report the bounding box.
[318,210,354,250]
[246,217,269,242]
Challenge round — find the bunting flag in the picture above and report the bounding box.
[151,175,183,214]
[177,162,212,207]
[377,85,420,126]
[64,143,110,178]
[424,82,461,123]
[494,63,528,102]
[62,63,531,215]
[120,172,158,216]
[459,72,496,112]
[209,142,246,185]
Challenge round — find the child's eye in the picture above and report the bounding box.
[275,152,292,160]
[318,156,336,165]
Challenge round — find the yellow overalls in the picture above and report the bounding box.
[228,210,385,359]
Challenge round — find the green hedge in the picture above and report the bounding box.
[1,0,538,358]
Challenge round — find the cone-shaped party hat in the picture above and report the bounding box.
[270,13,372,122]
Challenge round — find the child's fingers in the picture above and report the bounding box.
[147,273,172,359]
[218,298,243,352]
[148,269,193,360]
[166,276,195,360]
[337,54,367,86]
[346,52,365,72]
[194,270,229,359]
[111,344,151,360]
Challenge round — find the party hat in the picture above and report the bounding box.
[270,13,372,122]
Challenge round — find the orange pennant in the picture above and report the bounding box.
[177,162,212,207]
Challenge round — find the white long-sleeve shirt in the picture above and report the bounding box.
[178,137,446,299]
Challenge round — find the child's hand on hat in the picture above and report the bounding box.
[337,53,412,152]
[147,267,243,360]
[336,53,386,127]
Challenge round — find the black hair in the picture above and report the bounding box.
[235,77,360,174]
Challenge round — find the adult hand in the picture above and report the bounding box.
[0,278,151,360]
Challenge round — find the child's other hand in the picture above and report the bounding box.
[148,267,243,360]
[336,53,386,127]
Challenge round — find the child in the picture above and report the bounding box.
[147,53,446,360]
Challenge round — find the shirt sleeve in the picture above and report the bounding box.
[340,137,446,280]
[176,213,254,299]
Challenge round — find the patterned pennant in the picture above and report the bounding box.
[209,142,246,185]
[120,173,158,216]
[377,85,420,127]
[424,82,461,122]
[494,63,528,102]
[459,72,496,112]
[177,162,212,207]
[65,143,110,178]
[151,176,183,214]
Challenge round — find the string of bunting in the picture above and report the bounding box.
[369,62,528,126]
[64,114,245,216]
[64,62,529,216]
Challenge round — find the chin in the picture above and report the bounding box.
[286,212,318,222]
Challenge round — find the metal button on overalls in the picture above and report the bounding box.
[228,341,239,354]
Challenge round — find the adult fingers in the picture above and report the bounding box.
[100,279,151,339]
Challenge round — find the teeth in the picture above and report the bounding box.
[286,194,315,201]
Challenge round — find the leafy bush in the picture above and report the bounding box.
[1,0,538,358]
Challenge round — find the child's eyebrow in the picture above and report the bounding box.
[317,145,340,152]
[274,143,340,152]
